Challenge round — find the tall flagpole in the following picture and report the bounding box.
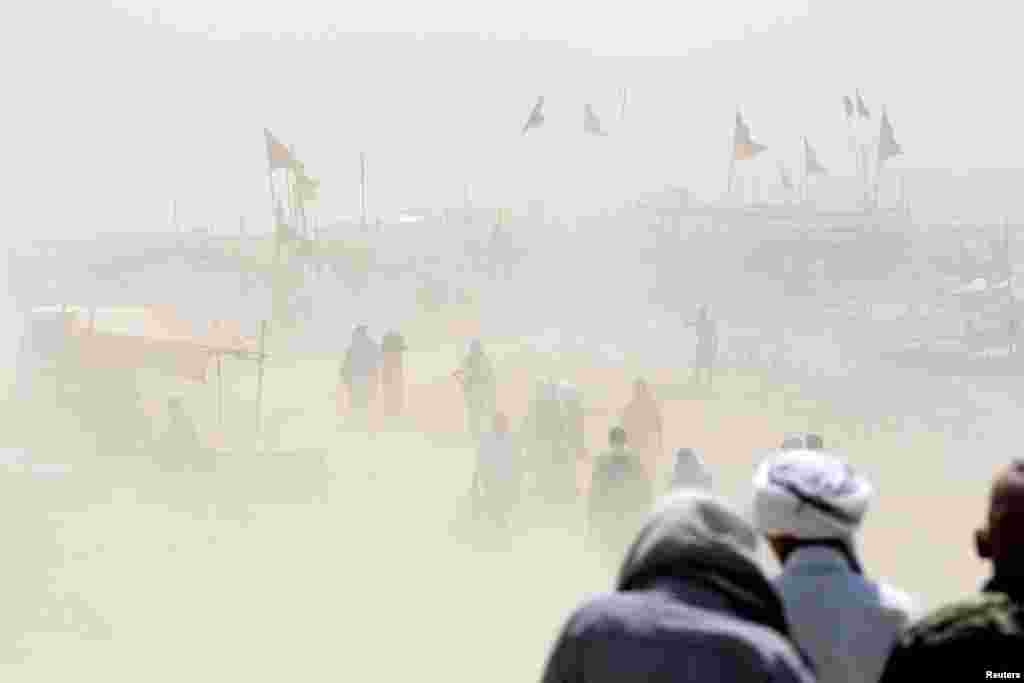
[267,169,279,236]
[364,151,372,231]
[255,319,267,439]
[727,121,737,205]
[872,115,884,207]
[847,112,858,181]
[801,139,809,205]
[287,145,298,236]
[861,105,873,205]
[170,199,179,233]
[873,155,882,207]
[864,141,873,204]
[727,156,736,203]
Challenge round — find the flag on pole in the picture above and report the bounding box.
[293,161,320,202]
[264,128,294,171]
[804,138,828,175]
[779,162,794,190]
[584,104,608,136]
[843,95,854,118]
[856,91,870,119]
[522,96,545,135]
[733,112,767,160]
[878,109,902,163]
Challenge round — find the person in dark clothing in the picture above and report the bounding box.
[587,427,653,571]
[521,378,579,530]
[340,325,381,420]
[453,339,496,442]
[686,305,718,390]
[380,330,408,418]
[158,396,201,472]
[542,489,816,683]
[880,460,1024,681]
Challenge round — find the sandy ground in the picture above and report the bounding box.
[0,302,999,681]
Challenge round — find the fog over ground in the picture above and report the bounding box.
[2,2,1023,680]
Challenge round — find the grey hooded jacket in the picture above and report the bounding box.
[540,491,816,683]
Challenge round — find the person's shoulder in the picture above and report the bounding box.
[686,602,816,681]
[872,580,921,621]
[558,591,814,680]
[899,592,1024,648]
[559,591,629,635]
[594,451,642,471]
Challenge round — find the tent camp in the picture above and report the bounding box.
[11,306,330,505]
[16,305,265,441]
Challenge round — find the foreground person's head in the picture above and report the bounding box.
[752,449,872,572]
[976,460,1024,580]
[616,489,792,638]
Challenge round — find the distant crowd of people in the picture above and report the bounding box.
[330,320,1024,681]
[355,317,1019,681]
[335,318,719,550]
[334,302,718,433]
[336,325,408,424]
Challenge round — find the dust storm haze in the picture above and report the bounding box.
[2,0,1023,679]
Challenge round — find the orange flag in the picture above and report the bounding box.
[733,112,767,161]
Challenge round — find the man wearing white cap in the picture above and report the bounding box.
[752,449,917,683]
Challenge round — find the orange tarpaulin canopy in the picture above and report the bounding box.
[63,306,259,383]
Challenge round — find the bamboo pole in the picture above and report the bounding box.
[239,216,248,295]
[217,355,224,428]
[267,169,280,235]
[360,152,367,231]
[255,320,268,439]
[727,156,736,204]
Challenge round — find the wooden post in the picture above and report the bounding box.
[1003,217,1011,272]
[217,355,224,427]
[873,154,883,208]
[287,145,297,233]
[727,108,739,204]
[360,152,368,232]
[267,170,279,237]
[848,116,858,182]
[255,320,267,438]
[727,157,736,204]
[239,216,249,295]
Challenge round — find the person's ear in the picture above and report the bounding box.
[767,536,787,563]
[976,527,992,560]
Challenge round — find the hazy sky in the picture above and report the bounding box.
[5,0,1020,237]
[117,0,813,54]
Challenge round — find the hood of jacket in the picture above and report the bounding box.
[616,490,793,640]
